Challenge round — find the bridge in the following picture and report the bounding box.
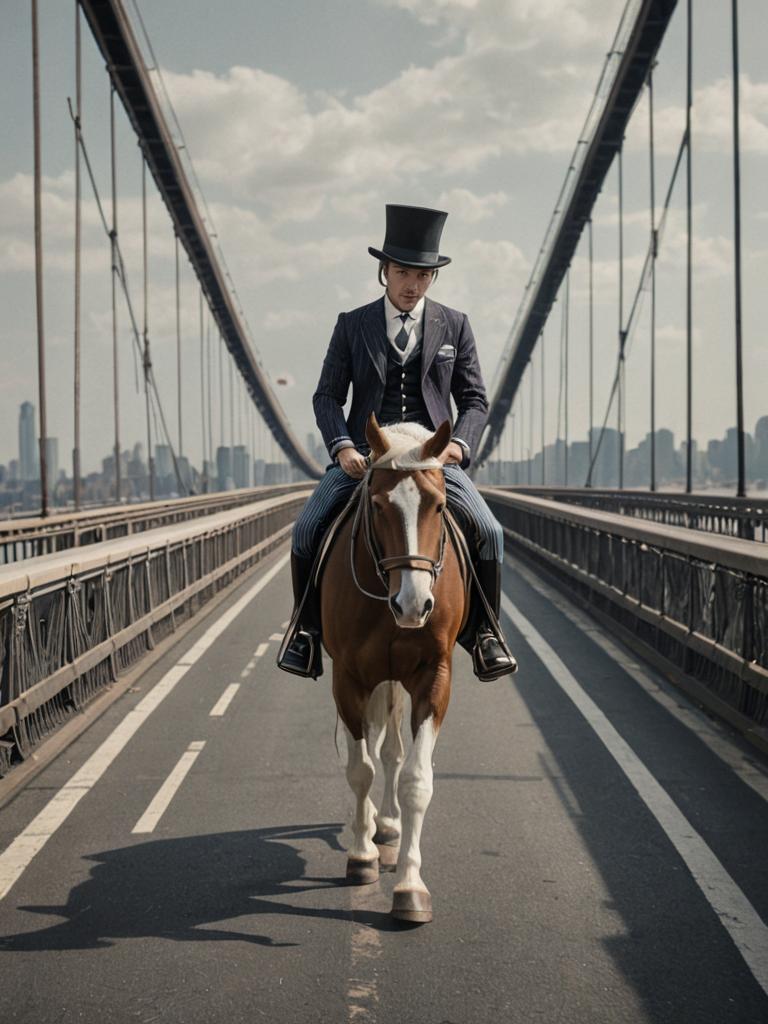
[1,1,767,1021]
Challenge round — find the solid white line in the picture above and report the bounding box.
[501,591,768,997]
[508,557,768,804]
[132,741,206,834]
[254,643,269,657]
[0,550,290,901]
[209,683,240,718]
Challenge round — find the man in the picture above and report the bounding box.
[279,204,516,681]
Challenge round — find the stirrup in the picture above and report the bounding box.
[277,626,324,679]
[471,629,518,682]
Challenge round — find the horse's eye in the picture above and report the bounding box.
[436,503,445,514]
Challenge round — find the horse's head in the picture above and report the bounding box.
[364,415,452,629]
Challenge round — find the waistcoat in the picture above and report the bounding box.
[379,339,431,429]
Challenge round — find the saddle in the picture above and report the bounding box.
[278,480,509,672]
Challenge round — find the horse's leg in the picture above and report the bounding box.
[371,682,404,870]
[391,664,451,924]
[334,672,379,885]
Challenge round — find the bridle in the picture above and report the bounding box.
[350,470,447,602]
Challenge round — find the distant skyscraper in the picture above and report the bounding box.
[19,402,37,481]
[44,437,58,495]
[155,444,172,480]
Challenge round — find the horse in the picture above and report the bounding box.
[321,414,469,924]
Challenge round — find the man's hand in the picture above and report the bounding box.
[438,442,464,466]
[337,447,368,479]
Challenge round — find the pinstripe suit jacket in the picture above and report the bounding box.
[312,297,489,469]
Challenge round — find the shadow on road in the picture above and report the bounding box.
[0,822,401,952]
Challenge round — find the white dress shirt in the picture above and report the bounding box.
[384,292,424,364]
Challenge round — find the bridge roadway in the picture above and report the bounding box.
[0,544,767,1023]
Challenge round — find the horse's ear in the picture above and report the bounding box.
[365,413,390,461]
[420,420,453,461]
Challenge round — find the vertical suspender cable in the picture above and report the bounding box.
[110,83,121,504]
[540,331,546,484]
[731,0,746,498]
[206,318,213,483]
[685,0,694,493]
[528,358,534,484]
[32,0,49,517]
[72,1,82,511]
[229,358,235,486]
[593,215,598,483]
[198,287,206,492]
[219,332,224,452]
[564,269,570,486]
[618,145,625,490]
[141,158,154,501]
[175,233,182,461]
[649,65,657,492]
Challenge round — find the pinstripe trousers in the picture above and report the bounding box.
[292,464,504,564]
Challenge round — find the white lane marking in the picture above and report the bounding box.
[269,632,284,641]
[281,620,289,629]
[132,741,206,834]
[254,643,269,657]
[501,591,768,997]
[509,556,768,804]
[0,550,290,901]
[209,684,240,718]
[347,884,383,1022]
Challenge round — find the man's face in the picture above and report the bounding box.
[384,263,435,312]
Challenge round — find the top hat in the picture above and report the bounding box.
[368,204,451,269]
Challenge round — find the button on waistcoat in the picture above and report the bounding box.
[379,339,431,428]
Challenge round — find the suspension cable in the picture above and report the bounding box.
[73,0,82,511]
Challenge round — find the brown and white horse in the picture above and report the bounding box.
[321,415,468,924]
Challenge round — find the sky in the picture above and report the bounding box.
[1,0,766,478]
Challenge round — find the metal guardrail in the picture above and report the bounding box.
[0,490,310,775]
[483,488,768,750]
[0,484,308,565]
[496,487,768,542]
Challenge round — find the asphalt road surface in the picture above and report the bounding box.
[1,543,767,1024]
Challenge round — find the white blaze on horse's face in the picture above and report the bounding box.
[387,476,435,628]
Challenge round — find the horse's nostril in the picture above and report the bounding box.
[390,596,403,617]
[423,597,434,617]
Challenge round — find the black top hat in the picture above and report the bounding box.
[368,204,451,269]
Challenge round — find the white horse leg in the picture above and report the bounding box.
[374,683,404,850]
[344,727,379,884]
[392,714,438,922]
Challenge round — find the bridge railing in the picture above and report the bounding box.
[0,490,310,775]
[483,488,768,751]
[0,484,309,566]
[494,487,768,542]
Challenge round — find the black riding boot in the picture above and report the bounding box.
[471,559,518,681]
[277,553,324,679]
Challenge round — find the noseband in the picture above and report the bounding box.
[350,471,447,602]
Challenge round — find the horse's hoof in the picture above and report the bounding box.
[391,889,432,924]
[376,842,400,871]
[346,858,379,885]
[373,825,400,846]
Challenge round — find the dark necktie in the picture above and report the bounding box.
[395,312,410,352]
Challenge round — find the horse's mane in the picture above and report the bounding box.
[370,423,443,471]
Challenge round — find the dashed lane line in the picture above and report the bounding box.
[0,550,290,902]
[254,643,269,658]
[269,633,284,641]
[209,684,241,718]
[502,590,768,998]
[508,556,768,804]
[132,741,206,834]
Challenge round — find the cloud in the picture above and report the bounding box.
[160,0,626,214]
[436,188,508,222]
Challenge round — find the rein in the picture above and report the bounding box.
[350,471,447,602]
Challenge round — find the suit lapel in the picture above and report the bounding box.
[421,298,447,380]
[360,297,388,384]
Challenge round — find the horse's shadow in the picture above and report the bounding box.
[0,823,400,952]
